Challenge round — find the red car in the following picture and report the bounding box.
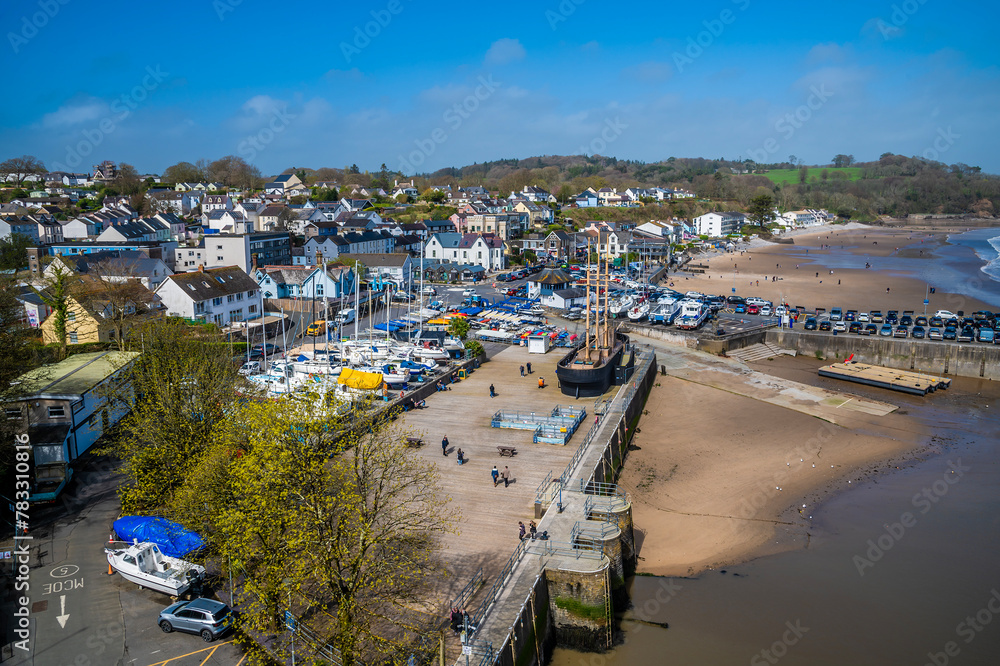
[747,304,760,315]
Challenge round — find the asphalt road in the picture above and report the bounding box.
[6,455,244,666]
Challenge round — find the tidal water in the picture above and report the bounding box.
[551,377,1000,666]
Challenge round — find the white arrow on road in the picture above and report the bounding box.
[56,595,69,628]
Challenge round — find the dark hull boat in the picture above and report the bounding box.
[556,332,634,398]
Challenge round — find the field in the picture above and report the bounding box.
[763,167,863,185]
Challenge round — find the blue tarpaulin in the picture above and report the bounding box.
[113,516,205,558]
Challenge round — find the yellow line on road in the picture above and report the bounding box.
[146,641,233,666]
[196,645,219,666]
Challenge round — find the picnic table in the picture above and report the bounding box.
[405,436,423,448]
[496,445,517,457]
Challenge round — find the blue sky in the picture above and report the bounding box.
[2,0,998,176]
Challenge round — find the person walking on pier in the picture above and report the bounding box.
[489,383,496,398]
[492,465,499,487]
[518,521,526,540]
[441,435,449,456]
[529,521,537,540]
[526,362,532,374]
[501,466,511,488]
[520,365,525,377]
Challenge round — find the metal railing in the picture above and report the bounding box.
[468,537,528,634]
[451,567,484,612]
[523,538,603,561]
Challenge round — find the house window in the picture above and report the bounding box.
[6,407,22,420]
[213,297,222,306]
[248,304,257,314]
[216,245,223,250]
[227,295,235,303]
[48,405,66,419]
[68,331,78,343]
[217,256,224,261]
[236,293,243,301]
[66,311,76,322]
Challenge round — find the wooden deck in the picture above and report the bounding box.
[818,362,952,395]
[396,344,616,655]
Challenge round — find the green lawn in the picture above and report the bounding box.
[763,167,863,185]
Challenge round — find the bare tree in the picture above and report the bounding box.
[74,258,157,351]
[0,155,46,187]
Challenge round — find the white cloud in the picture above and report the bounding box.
[40,98,109,128]
[484,38,525,65]
[623,61,673,83]
[807,42,851,64]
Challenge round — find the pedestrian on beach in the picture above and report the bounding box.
[518,521,526,540]
[886,287,890,293]
[520,365,525,377]
[526,362,532,374]
[501,466,511,488]
[442,435,449,456]
[492,465,499,486]
[529,521,537,540]
[457,448,464,464]
[490,383,496,398]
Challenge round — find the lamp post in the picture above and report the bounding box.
[282,578,295,666]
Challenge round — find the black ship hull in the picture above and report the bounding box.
[556,333,634,398]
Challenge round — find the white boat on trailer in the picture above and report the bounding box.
[674,299,708,330]
[626,301,650,321]
[105,541,206,598]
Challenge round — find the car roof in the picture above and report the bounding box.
[185,598,227,612]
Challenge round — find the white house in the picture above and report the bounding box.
[155,265,261,326]
[424,233,505,272]
[694,212,745,237]
[202,194,233,214]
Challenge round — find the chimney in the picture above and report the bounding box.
[198,264,204,272]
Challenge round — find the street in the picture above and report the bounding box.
[3,455,244,666]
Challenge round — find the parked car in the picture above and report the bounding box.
[804,318,818,330]
[238,361,261,376]
[251,343,280,356]
[870,310,884,323]
[858,312,870,322]
[976,328,995,343]
[833,321,847,332]
[158,598,235,642]
[845,310,857,322]
[819,320,832,331]
[915,316,928,326]
[943,326,957,341]
[886,311,899,325]
[879,325,893,336]
[848,322,862,334]
[928,327,943,341]
[862,323,878,336]
[421,286,438,295]
[734,303,747,314]
[746,297,769,306]
[305,320,327,337]
[911,325,926,339]
[929,316,944,327]
[893,325,909,338]
[958,327,975,343]
[899,314,913,326]
[727,295,746,305]
[934,310,958,320]
[760,305,772,316]
[747,304,760,315]
[830,307,843,321]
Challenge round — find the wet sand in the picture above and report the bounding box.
[672,224,997,313]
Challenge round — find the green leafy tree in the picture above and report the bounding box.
[419,188,446,203]
[162,161,206,184]
[35,265,74,359]
[0,276,40,475]
[0,232,33,271]
[798,165,809,184]
[746,193,776,226]
[448,316,471,341]
[832,154,855,168]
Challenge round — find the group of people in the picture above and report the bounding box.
[518,520,538,540]
[491,465,511,487]
[449,607,473,633]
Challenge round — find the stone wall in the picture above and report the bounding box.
[765,330,1000,381]
[544,566,612,652]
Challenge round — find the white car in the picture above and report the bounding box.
[462,289,476,298]
[238,361,261,376]
[421,286,437,296]
[833,321,847,332]
[745,297,769,306]
[934,310,958,320]
[774,305,788,317]
[759,305,772,316]
[858,312,870,322]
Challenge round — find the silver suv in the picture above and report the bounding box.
[159,598,235,642]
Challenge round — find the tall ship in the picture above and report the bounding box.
[556,244,635,398]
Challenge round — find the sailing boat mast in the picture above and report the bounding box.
[583,238,592,362]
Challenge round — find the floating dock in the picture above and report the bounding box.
[491,405,587,444]
[818,362,952,395]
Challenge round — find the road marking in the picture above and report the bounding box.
[56,594,69,628]
[50,564,80,578]
[836,398,853,409]
[147,641,233,666]
[197,645,219,666]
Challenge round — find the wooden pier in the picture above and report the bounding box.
[818,362,952,395]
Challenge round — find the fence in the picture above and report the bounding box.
[452,567,485,612]
[468,537,528,633]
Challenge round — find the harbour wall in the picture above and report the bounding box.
[765,330,1000,381]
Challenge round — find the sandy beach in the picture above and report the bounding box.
[670,223,998,313]
[614,220,1000,577]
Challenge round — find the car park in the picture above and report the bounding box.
[158,598,235,642]
[928,327,943,340]
[819,320,832,331]
[912,325,926,339]
[804,318,818,330]
[879,324,893,336]
[893,325,909,338]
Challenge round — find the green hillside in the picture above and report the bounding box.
[763,167,863,185]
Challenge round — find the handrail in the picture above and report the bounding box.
[468,537,528,634]
[451,567,484,611]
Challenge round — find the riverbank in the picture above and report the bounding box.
[673,223,999,312]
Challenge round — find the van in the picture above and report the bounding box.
[335,308,356,325]
[306,320,326,336]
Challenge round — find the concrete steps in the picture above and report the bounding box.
[726,342,797,363]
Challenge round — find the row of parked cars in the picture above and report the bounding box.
[804,308,999,344]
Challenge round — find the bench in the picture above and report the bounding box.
[497,445,517,457]
[405,437,423,448]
